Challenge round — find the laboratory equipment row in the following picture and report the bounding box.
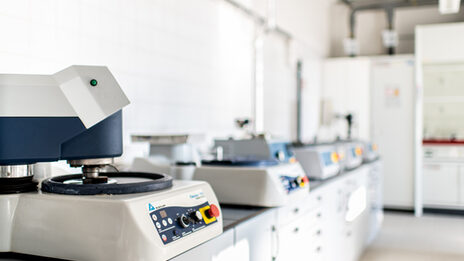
[171,159,383,261]
[0,66,382,261]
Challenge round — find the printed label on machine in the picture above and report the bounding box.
[147,190,219,245]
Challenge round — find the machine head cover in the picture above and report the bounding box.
[53,65,130,128]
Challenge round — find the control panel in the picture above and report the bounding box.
[147,189,220,245]
[292,145,341,180]
[351,146,363,158]
[322,151,339,166]
[339,142,364,170]
[149,203,219,245]
[280,175,309,194]
[269,142,295,163]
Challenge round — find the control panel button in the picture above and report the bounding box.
[168,218,173,224]
[178,214,191,228]
[162,220,167,227]
[276,151,286,161]
[173,230,179,236]
[156,222,161,229]
[302,176,309,184]
[207,204,220,219]
[331,152,339,163]
[151,214,158,221]
[161,234,167,242]
[190,210,203,223]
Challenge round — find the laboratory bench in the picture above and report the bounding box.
[172,159,383,261]
[0,160,382,261]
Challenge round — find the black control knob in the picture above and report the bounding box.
[178,215,190,228]
[190,210,203,223]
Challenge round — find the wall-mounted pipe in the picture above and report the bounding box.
[385,7,395,54]
[296,60,303,145]
[343,0,445,56]
[222,0,293,133]
[222,0,293,40]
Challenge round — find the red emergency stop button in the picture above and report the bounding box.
[302,176,309,184]
[207,204,220,218]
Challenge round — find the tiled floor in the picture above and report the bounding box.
[360,212,464,261]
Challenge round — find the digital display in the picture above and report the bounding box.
[160,210,167,218]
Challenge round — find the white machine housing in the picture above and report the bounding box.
[131,135,202,180]
[192,163,309,207]
[336,141,364,170]
[213,137,292,162]
[292,145,341,180]
[0,65,130,128]
[362,142,380,163]
[0,180,223,261]
[133,157,197,180]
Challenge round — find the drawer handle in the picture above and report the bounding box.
[317,196,322,201]
[317,213,322,218]
[316,230,321,236]
[316,246,322,252]
[294,227,299,233]
[294,208,299,213]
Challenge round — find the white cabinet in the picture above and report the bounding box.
[460,167,464,204]
[366,160,384,245]
[319,167,372,261]
[323,56,415,210]
[234,209,277,261]
[276,190,325,261]
[321,180,345,261]
[370,56,415,209]
[277,213,318,261]
[341,168,370,261]
[169,229,235,261]
[175,166,382,261]
[422,145,464,209]
[423,163,460,206]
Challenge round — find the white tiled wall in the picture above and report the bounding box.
[261,0,332,141]
[0,0,332,162]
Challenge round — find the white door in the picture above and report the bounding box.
[370,56,415,208]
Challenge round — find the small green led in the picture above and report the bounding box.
[90,79,98,86]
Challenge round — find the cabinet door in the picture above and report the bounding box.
[460,166,464,205]
[277,218,311,261]
[423,163,459,206]
[169,229,235,261]
[234,209,276,261]
[320,180,345,261]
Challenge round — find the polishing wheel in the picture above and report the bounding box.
[41,172,173,195]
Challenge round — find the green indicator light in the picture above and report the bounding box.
[90,79,98,86]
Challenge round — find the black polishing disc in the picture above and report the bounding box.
[41,172,173,195]
[0,176,38,194]
[202,158,279,167]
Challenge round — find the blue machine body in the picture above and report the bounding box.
[0,110,123,165]
[268,141,294,163]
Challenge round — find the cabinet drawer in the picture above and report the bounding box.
[277,192,323,225]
